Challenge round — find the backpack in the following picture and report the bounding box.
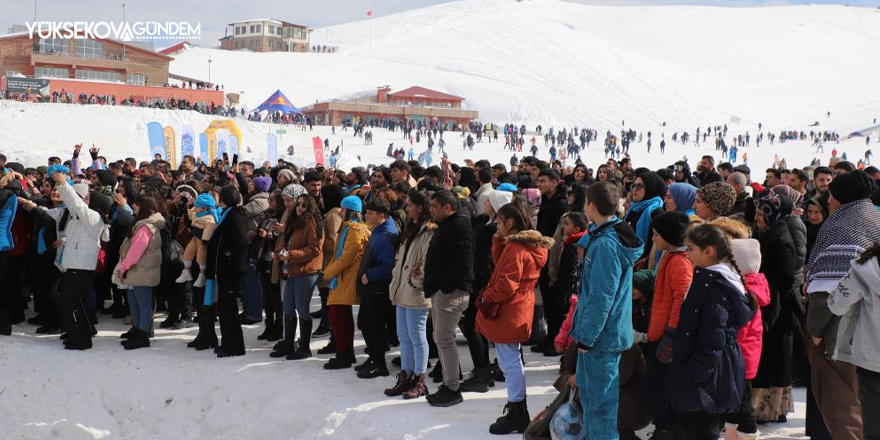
[160,224,184,276]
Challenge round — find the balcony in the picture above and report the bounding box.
[31,51,132,71]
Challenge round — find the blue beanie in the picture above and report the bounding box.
[195,193,216,209]
[340,195,363,212]
[496,182,517,193]
[48,164,74,185]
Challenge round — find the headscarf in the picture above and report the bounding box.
[625,172,666,244]
[696,182,737,217]
[667,182,697,215]
[770,184,804,208]
[637,172,668,201]
[806,198,880,292]
[754,193,793,228]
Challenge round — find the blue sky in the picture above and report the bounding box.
[2,0,877,48]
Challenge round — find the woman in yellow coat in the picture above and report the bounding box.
[322,195,371,370]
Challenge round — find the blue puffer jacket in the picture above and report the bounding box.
[672,266,754,414]
[356,218,399,296]
[571,217,643,353]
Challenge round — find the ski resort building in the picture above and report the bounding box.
[219,19,311,53]
[0,32,224,106]
[302,86,478,127]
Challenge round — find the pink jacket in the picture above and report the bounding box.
[555,294,578,349]
[738,272,771,380]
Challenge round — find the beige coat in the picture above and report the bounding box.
[388,221,436,309]
[317,207,343,288]
[119,213,165,287]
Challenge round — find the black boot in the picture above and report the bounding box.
[460,367,495,393]
[286,318,312,360]
[187,313,205,348]
[120,326,137,340]
[257,316,275,341]
[0,311,12,336]
[317,334,337,354]
[312,321,331,337]
[270,316,297,358]
[123,328,151,350]
[194,306,218,351]
[489,399,530,435]
[323,350,356,370]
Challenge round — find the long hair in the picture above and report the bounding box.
[288,194,324,240]
[402,190,430,245]
[567,181,588,215]
[127,195,160,239]
[687,224,759,311]
[496,196,532,233]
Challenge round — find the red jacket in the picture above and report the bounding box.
[738,272,770,380]
[555,294,577,349]
[648,251,693,342]
[476,230,552,344]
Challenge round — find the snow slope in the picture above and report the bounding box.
[171,0,880,132]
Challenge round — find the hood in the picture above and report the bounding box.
[850,255,880,298]
[705,264,753,328]
[708,263,746,295]
[505,229,554,267]
[744,272,771,307]
[578,217,643,265]
[371,217,399,235]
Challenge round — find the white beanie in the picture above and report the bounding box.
[487,190,513,215]
[73,183,91,200]
[730,238,761,276]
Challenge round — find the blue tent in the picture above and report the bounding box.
[255,89,301,114]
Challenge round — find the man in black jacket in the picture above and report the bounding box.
[696,155,723,187]
[534,169,567,356]
[424,190,474,407]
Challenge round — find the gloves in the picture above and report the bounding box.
[656,327,675,364]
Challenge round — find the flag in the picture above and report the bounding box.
[366,10,372,17]
[146,122,165,159]
[181,125,195,158]
[267,133,277,164]
[199,133,208,162]
[163,126,177,166]
[312,137,325,166]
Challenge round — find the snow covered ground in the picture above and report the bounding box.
[1,301,809,440]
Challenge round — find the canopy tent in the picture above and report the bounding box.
[255,89,301,114]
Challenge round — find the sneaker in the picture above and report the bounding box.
[357,360,390,379]
[159,317,178,329]
[36,326,61,335]
[354,358,374,372]
[426,385,463,407]
[193,272,206,288]
[173,320,194,330]
[175,270,193,284]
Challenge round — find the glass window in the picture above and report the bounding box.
[75,69,122,82]
[75,40,104,58]
[250,25,255,33]
[268,41,273,49]
[277,27,283,36]
[127,73,147,85]
[35,66,69,78]
[256,25,261,33]
[38,38,69,55]
[268,26,274,35]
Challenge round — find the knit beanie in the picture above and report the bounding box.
[195,193,216,209]
[730,238,762,276]
[632,269,655,299]
[487,190,513,214]
[95,169,116,187]
[282,183,307,201]
[496,182,517,193]
[828,170,875,205]
[340,195,363,212]
[651,211,690,247]
[252,176,272,193]
[278,168,297,184]
[697,182,737,216]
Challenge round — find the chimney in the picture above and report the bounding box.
[377,85,391,103]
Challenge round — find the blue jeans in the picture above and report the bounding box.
[127,286,153,332]
[241,260,263,320]
[396,306,429,375]
[577,350,621,440]
[283,274,318,320]
[496,343,526,402]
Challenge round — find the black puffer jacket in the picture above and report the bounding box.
[536,184,567,238]
[205,207,249,281]
[424,209,474,297]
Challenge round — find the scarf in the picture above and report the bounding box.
[625,196,664,245]
[329,219,359,289]
[563,230,586,247]
[196,207,222,224]
[806,199,880,293]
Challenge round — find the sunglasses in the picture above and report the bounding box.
[296,202,308,208]
[631,183,645,190]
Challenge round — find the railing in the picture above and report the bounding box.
[32,50,129,62]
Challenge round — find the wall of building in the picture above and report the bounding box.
[47,78,224,105]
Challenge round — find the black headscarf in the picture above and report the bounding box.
[636,171,668,201]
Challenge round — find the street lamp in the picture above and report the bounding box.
[208,56,212,86]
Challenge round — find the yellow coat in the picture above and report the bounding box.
[322,220,371,306]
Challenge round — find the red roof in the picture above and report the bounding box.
[387,86,464,102]
[159,41,191,55]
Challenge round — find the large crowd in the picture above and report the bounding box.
[1,137,880,440]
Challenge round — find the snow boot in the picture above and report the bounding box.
[489,399,530,435]
[460,367,495,393]
[384,371,411,397]
[286,318,312,360]
[257,316,275,341]
[194,306,218,351]
[403,374,429,400]
[270,316,297,358]
[324,350,356,370]
[123,328,151,350]
[317,336,337,354]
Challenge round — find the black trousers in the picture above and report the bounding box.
[539,272,562,347]
[162,274,193,322]
[678,411,721,440]
[259,261,282,325]
[217,277,244,355]
[0,254,26,323]
[59,269,95,344]
[859,367,880,440]
[459,295,489,369]
[361,292,390,362]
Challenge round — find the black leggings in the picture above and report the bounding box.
[458,295,489,369]
[259,262,282,324]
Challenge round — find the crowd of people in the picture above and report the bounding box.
[1,138,880,440]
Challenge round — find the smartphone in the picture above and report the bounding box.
[232,154,239,165]
[223,153,229,163]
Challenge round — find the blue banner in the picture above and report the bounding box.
[147,122,166,159]
[199,133,208,162]
[181,125,195,158]
[267,133,277,164]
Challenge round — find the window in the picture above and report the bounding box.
[250,25,256,33]
[75,40,104,58]
[256,40,262,48]
[38,38,69,55]
[127,73,147,85]
[256,25,262,33]
[268,41,273,49]
[234,26,240,35]
[75,69,122,82]
[268,25,275,35]
[277,27,283,36]
[35,66,69,78]
[249,40,256,49]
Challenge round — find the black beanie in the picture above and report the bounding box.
[829,170,875,205]
[651,211,690,247]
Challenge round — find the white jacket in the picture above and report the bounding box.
[57,183,107,272]
[829,255,880,373]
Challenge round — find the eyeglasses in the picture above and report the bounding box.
[631,183,645,191]
[296,202,308,208]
